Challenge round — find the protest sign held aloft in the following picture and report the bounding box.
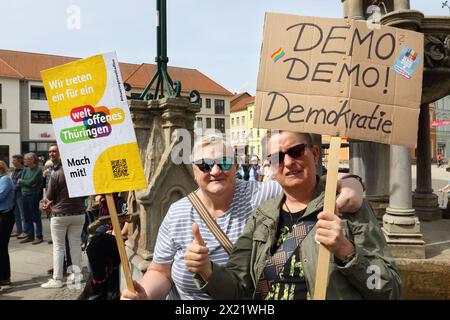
[41,52,147,197]
[254,13,424,146]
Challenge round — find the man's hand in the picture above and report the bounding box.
[121,281,148,300]
[184,223,212,282]
[315,211,355,262]
[42,200,53,214]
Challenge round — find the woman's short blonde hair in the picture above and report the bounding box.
[191,133,233,162]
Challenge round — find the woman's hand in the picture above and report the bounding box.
[184,224,212,282]
[121,281,148,300]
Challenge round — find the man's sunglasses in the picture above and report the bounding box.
[193,157,234,173]
[268,143,311,165]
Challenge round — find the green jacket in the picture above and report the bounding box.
[198,181,402,300]
[20,166,43,195]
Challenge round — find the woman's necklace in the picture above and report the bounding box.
[284,201,302,228]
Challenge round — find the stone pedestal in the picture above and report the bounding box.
[125,97,200,273]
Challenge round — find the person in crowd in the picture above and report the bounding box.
[248,156,260,182]
[261,159,274,182]
[41,144,85,289]
[0,160,16,287]
[121,132,364,300]
[10,155,25,238]
[45,144,72,274]
[18,153,43,244]
[78,221,128,300]
[184,131,401,300]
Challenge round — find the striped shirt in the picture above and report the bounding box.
[153,179,282,300]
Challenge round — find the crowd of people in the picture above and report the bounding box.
[0,145,127,298]
[1,131,402,300]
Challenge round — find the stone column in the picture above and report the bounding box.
[342,0,364,20]
[394,0,411,11]
[383,146,425,258]
[377,5,426,259]
[413,103,441,220]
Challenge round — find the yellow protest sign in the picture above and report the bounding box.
[41,52,147,197]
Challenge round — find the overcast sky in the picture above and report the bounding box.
[0,0,447,94]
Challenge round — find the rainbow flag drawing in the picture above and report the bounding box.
[271,48,285,63]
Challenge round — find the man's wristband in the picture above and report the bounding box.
[341,174,365,191]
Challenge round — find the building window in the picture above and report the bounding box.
[214,99,225,115]
[237,117,240,126]
[231,117,234,126]
[30,86,47,100]
[232,132,235,140]
[206,98,211,109]
[195,117,203,129]
[0,109,4,129]
[31,111,52,124]
[242,116,245,124]
[215,118,225,133]
[0,83,2,104]
[0,145,9,167]
[249,111,253,120]
[199,98,203,108]
[206,117,211,128]
[257,129,260,138]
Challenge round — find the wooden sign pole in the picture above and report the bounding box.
[313,136,341,300]
[105,193,135,293]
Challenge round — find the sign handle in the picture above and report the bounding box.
[105,193,135,293]
[313,136,341,300]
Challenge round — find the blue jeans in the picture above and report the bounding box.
[22,193,43,240]
[13,192,25,234]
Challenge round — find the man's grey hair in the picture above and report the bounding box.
[191,133,233,162]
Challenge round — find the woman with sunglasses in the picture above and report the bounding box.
[121,132,364,300]
[184,131,401,300]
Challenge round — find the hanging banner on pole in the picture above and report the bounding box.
[41,52,147,197]
[254,13,424,146]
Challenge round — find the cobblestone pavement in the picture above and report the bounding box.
[0,217,88,300]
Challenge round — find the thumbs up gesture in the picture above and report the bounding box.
[184,223,212,282]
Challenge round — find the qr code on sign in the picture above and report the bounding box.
[111,159,129,178]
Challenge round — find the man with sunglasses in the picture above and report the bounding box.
[185,131,401,300]
[122,132,364,300]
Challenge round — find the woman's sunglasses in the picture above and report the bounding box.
[268,143,311,165]
[193,157,234,173]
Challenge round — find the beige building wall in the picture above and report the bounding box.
[27,80,55,142]
[247,104,267,161]
[230,109,248,150]
[0,77,21,164]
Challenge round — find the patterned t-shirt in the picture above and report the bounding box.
[153,179,282,300]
